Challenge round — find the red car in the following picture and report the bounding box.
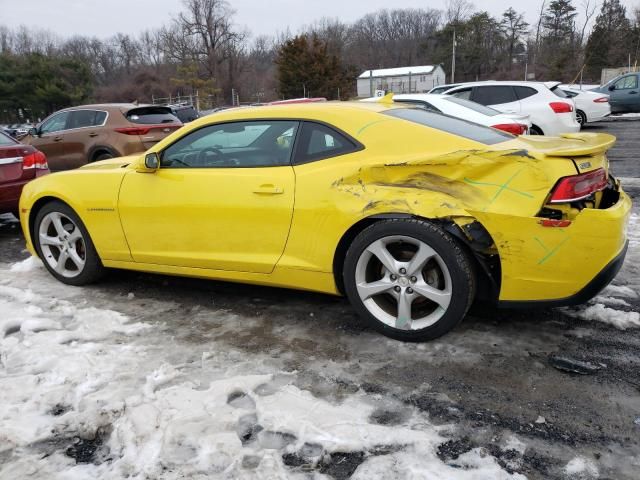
[0,131,49,216]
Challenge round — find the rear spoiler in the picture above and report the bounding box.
[543,133,616,157]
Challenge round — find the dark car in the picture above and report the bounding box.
[170,104,199,123]
[23,104,182,171]
[0,130,49,216]
[592,73,640,113]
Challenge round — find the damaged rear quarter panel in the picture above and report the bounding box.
[281,118,578,275]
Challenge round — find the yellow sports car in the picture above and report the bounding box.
[18,99,631,341]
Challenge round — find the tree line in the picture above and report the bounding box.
[0,0,639,123]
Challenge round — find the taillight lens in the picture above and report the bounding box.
[549,168,608,203]
[593,97,609,103]
[491,123,527,135]
[115,124,181,136]
[549,102,574,113]
[22,150,48,170]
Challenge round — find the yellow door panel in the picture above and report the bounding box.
[118,166,295,273]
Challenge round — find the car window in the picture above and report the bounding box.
[294,122,360,164]
[472,86,517,105]
[40,112,71,134]
[0,131,17,146]
[442,96,500,116]
[614,75,638,90]
[449,88,472,100]
[126,107,180,125]
[67,110,107,130]
[395,99,442,113]
[514,86,537,100]
[549,86,568,98]
[383,108,512,145]
[161,120,299,168]
[562,90,578,98]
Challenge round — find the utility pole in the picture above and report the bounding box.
[451,28,456,84]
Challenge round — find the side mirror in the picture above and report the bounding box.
[28,127,39,137]
[143,152,159,171]
[608,85,615,91]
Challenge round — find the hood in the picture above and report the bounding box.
[79,155,140,170]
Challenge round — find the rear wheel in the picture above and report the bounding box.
[576,110,587,127]
[93,151,114,161]
[529,125,543,135]
[343,219,475,342]
[33,201,104,285]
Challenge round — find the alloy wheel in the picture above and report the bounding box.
[38,212,86,278]
[354,235,452,330]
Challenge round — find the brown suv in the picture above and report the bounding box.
[24,104,182,171]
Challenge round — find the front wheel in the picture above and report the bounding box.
[343,219,475,342]
[33,201,105,286]
[576,110,587,127]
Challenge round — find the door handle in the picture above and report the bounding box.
[88,132,98,137]
[253,184,284,195]
[53,136,63,142]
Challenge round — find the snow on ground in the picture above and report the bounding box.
[564,212,640,329]
[0,260,523,479]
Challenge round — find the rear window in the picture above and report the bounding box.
[442,96,500,116]
[0,131,17,146]
[125,107,180,125]
[384,108,512,145]
[562,90,578,98]
[549,86,568,98]
[395,99,442,113]
[472,86,517,105]
[514,86,537,100]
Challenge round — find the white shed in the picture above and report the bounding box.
[356,65,446,98]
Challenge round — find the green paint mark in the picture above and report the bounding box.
[533,236,549,253]
[464,169,534,211]
[536,236,571,265]
[356,119,393,136]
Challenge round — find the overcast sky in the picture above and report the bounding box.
[0,0,638,40]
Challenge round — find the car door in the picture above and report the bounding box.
[609,74,639,112]
[28,111,70,170]
[117,119,299,273]
[471,85,521,113]
[64,109,108,168]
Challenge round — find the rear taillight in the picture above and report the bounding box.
[549,102,574,113]
[549,168,608,203]
[491,123,527,135]
[22,151,48,170]
[115,124,181,136]
[593,97,609,103]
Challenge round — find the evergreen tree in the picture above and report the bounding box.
[275,35,353,100]
[585,0,633,78]
[539,0,580,80]
[501,8,529,65]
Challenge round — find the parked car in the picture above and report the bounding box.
[169,104,199,123]
[0,130,49,216]
[561,88,610,126]
[23,104,182,171]
[427,83,461,94]
[443,81,580,136]
[591,72,640,113]
[387,93,531,134]
[19,101,630,342]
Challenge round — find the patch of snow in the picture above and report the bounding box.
[503,435,527,454]
[10,255,43,272]
[575,303,640,330]
[615,112,640,118]
[565,456,599,478]
[0,264,523,479]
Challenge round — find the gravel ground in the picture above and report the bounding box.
[0,120,639,480]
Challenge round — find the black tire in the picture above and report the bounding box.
[576,110,587,127]
[93,152,114,161]
[529,125,543,135]
[33,201,105,286]
[343,219,475,342]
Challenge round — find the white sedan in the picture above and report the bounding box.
[362,93,531,135]
[561,88,611,126]
[389,93,532,135]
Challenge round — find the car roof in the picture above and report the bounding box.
[446,81,549,89]
[57,103,159,112]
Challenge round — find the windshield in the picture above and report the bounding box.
[442,96,501,116]
[383,108,512,145]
